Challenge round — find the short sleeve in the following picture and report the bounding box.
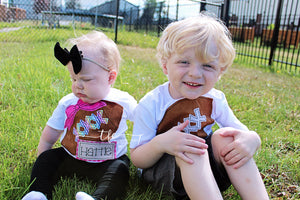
[46,93,77,131]
[130,102,157,149]
[47,101,66,131]
[122,93,137,122]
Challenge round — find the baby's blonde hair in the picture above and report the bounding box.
[69,31,121,72]
[157,13,235,72]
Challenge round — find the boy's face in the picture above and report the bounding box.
[67,48,116,104]
[162,47,224,99]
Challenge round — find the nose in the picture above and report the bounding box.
[74,80,84,89]
[189,63,203,78]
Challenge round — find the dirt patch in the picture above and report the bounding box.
[0,26,23,32]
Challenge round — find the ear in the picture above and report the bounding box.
[220,65,227,74]
[161,59,168,75]
[218,66,227,80]
[108,70,117,85]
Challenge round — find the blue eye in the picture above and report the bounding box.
[203,64,215,70]
[178,60,189,64]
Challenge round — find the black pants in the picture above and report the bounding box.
[28,147,130,200]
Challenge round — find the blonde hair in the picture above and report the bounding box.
[69,31,121,72]
[157,13,235,71]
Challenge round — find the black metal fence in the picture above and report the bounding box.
[0,0,299,74]
[227,0,300,74]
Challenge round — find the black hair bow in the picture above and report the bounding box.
[54,42,110,73]
[54,42,82,74]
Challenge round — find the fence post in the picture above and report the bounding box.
[114,0,120,43]
[135,6,140,31]
[269,0,283,65]
[95,1,98,29]
[176,0,179,21]
[157,2,163,37]
[129,8,132,31]
[200,0,206,12]
[223,0,230,27]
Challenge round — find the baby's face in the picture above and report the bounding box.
[162,47,223,100]
[68,48,115,104]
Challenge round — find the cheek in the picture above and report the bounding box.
[205,72,219,85]
[71,83,76,91]
[87,81,103,93]
[171,69,185,80]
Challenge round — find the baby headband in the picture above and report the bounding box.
[54,42,109,74]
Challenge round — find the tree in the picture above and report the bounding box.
[65,0,81,10]
[140,0,156,29]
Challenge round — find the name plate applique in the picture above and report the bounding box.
[76,139,116,162]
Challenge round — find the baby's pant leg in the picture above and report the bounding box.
[29,147,67,200]
[92,155,130,200]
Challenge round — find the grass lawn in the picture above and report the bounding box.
[0,28,299,199]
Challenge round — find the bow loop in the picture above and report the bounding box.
[54,42,70,66]
[69,45,82,74]
[64,99,107,130]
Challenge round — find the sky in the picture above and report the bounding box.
[127,0,193,7]
[77,0,205,19]
[78,0,198,8]
[125,0,221,19]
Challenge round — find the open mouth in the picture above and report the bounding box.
[184,82,202,87]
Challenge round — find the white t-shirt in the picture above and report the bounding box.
[47,88,137,162]
[130,82,248,149]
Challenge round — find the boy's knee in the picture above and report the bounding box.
[212,128,234,145]
[211,128,234,160]
[175,151,209,169]
[175,155,186,168]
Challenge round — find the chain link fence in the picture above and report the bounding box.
[0,0,225,81]
[1,0,299,74]
[0,0,223,41]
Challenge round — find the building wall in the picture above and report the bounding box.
[8,0,35,19]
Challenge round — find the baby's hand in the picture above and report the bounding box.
[159,120,208,164]
[219,129,261,169]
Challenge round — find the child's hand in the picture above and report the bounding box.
[159,120,208,164]
[219,129,261,169]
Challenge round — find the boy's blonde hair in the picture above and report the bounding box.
[69,31,121,72]
[157,13,235,72]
